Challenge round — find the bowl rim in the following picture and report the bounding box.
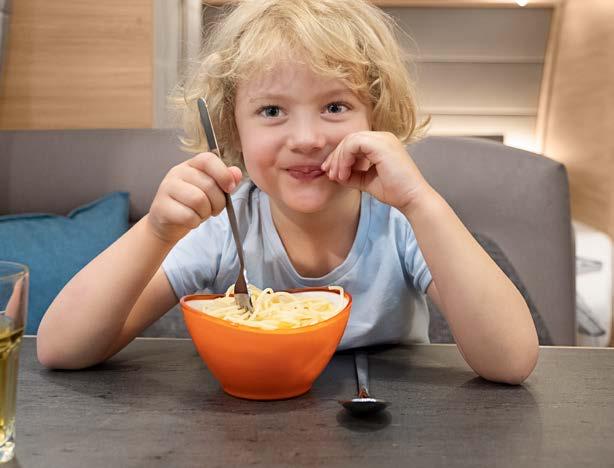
[180,286,352,335]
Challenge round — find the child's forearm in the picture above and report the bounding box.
[401,186,538,384]
[36,215,174,369]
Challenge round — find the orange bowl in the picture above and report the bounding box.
[180,287,351,400]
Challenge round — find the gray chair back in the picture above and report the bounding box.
[410,136,575,345]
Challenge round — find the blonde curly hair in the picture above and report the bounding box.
[172,0,427,170]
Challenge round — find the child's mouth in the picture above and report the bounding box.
[286,167,325,181]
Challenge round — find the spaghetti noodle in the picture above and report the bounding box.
[198,285,345,330]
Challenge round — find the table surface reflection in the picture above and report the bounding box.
[7,338,614,467]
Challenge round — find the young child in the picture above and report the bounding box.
[37,0,538,384]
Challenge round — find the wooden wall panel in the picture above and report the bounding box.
[0,0,153,129]
[540,0,614,345]
[541,0,614,235]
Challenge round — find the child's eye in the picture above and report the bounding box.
[324,102,350,114]
[257,105,284,118]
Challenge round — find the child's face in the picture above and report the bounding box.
[234,62,371,214]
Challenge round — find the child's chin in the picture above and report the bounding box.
[289,203,327,214]
[283,196,329,214]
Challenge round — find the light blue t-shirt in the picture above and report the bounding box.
[162,181,433,349]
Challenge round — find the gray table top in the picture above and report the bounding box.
[7,338,614,468]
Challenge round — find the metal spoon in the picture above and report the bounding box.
[197,97,254,313]
[340,350,389,416]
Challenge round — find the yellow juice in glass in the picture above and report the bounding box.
[0,316,23,460]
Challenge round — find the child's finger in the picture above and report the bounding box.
[341,165,378,192]
[321,142,341,172]
[159,195,202,230]
[228,166,244,191]
[337,136,367,181]
[179,167,227,216]
[187,152,238,193]
[338,152,358,181]
[337,133,378,181]
[325,133,374,182]
[166,179,214,221]
[321,148,334,173]
[352,158,372,172]
[325,139,346,181]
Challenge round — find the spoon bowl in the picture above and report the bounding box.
[340,351,389,416]
[341,397,389,416]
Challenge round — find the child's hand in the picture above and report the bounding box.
[147,152,243,244]
[321,131,429,212]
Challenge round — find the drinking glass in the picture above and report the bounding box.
[0,262,28,463]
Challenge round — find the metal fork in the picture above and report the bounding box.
[197,97,254,313]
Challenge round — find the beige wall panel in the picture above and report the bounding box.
[426,114,537,151]
[386,7,551,60]
[417,62,543,113]
[0,0,153,129]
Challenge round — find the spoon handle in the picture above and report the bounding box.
[355,351,370,398]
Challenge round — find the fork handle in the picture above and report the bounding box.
[225,192,246,267]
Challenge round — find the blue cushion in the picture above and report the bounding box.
[0,192,130,334]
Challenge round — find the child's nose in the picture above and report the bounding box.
[286,116,326,153]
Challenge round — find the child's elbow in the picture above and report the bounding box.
[37,337,67,370]
[37,343,60,369]
[501,354,537,385]
[37,346,90,370]
[36,334,89,370]
[492,342,539,385]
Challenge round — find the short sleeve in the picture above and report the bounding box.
[403,224,432,293]
[161,215,229,299]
